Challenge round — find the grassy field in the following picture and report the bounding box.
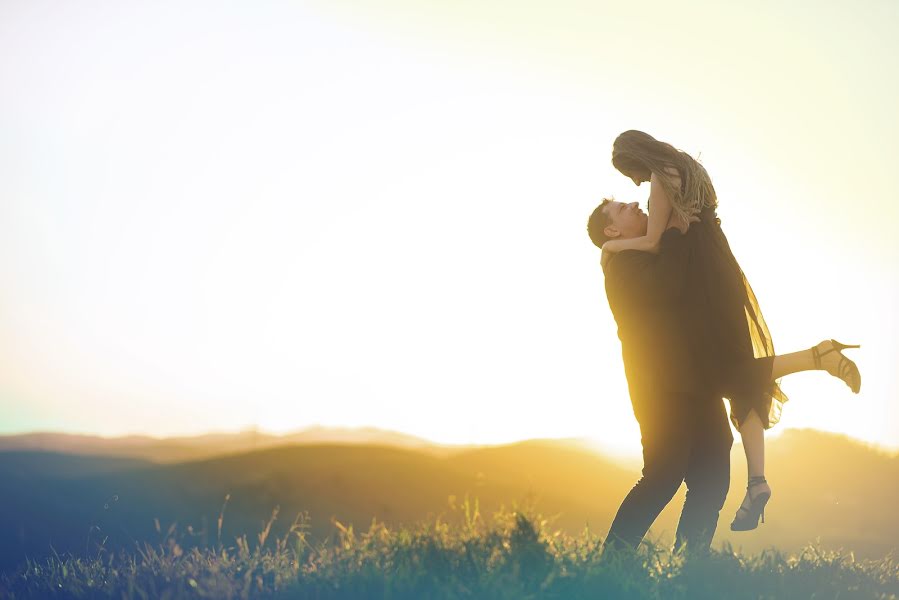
[1,496,896,600]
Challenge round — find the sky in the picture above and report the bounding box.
[1,0,897,456]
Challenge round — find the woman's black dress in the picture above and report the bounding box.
[687,206,788,429]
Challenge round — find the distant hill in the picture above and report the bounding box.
[0,426,471,463]
[0,429,895,574]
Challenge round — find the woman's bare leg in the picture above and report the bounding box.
[737,349,813,491]
[732,341,859,527]
[734,346,821,514]
[734,409,770,521]
[739,410,766,479]
[770,341,861,386]
[770,348,815,380]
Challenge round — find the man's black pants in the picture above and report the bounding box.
[606,392,733,554]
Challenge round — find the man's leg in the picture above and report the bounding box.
[606,398,691,551]
[674,397,733,554]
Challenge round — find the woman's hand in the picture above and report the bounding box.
[667,211,700,233]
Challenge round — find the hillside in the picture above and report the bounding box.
[0,429,895,574]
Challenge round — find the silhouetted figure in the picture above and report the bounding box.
[591,130,862,541]
[590,202,730,553]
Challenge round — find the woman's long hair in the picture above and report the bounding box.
[611,130,717,227]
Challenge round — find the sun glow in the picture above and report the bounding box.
[0,0,896,454]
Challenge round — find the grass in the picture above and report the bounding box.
[1,495,897,599]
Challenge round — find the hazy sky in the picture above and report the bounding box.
[1,0,897,455]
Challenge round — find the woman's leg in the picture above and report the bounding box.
[735,349,813,494]
[739,346,819,473]
[733,409,771,523]
[770,348,815,380]
[738,409,766,480]
[769,341,860,388]
[730,340,859,528]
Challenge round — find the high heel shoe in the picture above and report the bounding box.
[812,339,862,393]
[730,476,771,532]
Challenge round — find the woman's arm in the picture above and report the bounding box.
[602,170,677,254]
[600,246,613,269]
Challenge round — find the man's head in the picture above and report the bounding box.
[587,198,648,248]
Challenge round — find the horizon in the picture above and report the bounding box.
[3,423,897,461]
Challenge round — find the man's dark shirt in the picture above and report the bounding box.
[602,227,698,405]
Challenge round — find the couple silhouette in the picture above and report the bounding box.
[587,130,862,554]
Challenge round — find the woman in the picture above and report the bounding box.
[600,130,862,531]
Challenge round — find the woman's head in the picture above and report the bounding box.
[611,130,659,185]
[611,129,718,224]
[612,155,652,186]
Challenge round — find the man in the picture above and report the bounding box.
[586,198,733,554]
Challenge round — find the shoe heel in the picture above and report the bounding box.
[761,509,765,524]
[832,340,860,350]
